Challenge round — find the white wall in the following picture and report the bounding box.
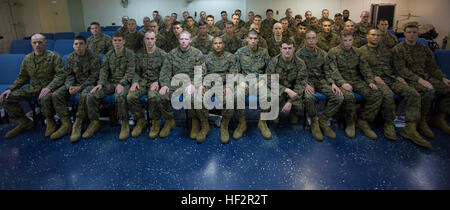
[408,0,450,47]
[81,0,246,27]
[81,0,448,46]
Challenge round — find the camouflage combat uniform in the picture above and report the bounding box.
[328,45,382,122]
[234,46,271,117]
[380,31,398,49]
[191,34,214,54]
[208,25,221,37]
[124,31,144,52]
[220,33,242,54]
[261,18,277,40]
[242,35,268,50]
[159,46,206,120]
[355,22,372,40]
[87,33,112,55]
[317,32,339,52]
[203,51,239,119]
[296,46,352,120]
[127,47,167,121]
[359,44,421,123]
[184,26,199,37]
[53,49,100,120]
[393,42,450,118]
[265,54,312,117]
[3,50,66,120]
[86,48,136,121]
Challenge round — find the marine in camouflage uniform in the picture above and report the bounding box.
[55,47,100,142]
[215,19,227,32]
[159,32,206,141]
[317,31,339,52]
[203,41,239,144]
[380,30,398,49]
[261,17,277,40]
[124,30,144,53]
[319,18,335,27]
[86,46,136,140]
[191,34,214,55]
[355,21,372,40]
[2,39,66,139]
[328,42,382,139]
[293,34,306,50]
[242,35,268,50]
[184,25,198,37]
[220,33,242,54]
[393,31,450,137]
[234,37,271,140]
[87,33,112,55]
[266,51,324,140]
[296,44,353,140]
[359,39,426,144]
[208,26,221,37]
[127,46,167,139]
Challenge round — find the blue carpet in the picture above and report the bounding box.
[1,120,449,190]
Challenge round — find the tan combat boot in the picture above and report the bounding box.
[418,119,434,138]
[384,121,397,141]
[196,119,210,144]
[400,122,432,148]
[119,120,130,141]
[431,113,450,135]
[70,118,83,143]
[258,120,272,140]
[45,117,57,137]
[318,115,336,139]
[190,118,200,139]
[232,116,247,140]
[148,120,160,139]
[356,119,378,140]
[345,120,356,139]
[310,117,323,141]
[5,117,34,139]
[221,118,230,144]
[131,117,147,138]
[159,118,175,138]
[50,116,73,140]
[82,120,101,139]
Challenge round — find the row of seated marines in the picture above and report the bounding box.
[0,22,449,150]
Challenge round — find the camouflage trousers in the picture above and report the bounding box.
[126,82,171,120]
[191,87,237,120]
[380,78,421,122]
[52,85,94,120]
[2,86,54,119]
[409,77,450,118]
[86,82,129,121]
[310,81,348,120]
[350,80,383,122]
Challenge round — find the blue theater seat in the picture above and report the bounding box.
[0,54,26,93]
[387,29,395,35]
[353,93,363,101]
[42,33,54,40]
[103,31,115,38]
[45,39,55,51]
[315,92,327,101]
[55,32,75,40]
[103,26,121,31]
[79,32,92,39]
[398,38,428,46]
[53,39,74,56]
[433,50,450,77]
[10,40,32,54]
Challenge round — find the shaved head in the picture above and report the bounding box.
[31,33,46,41]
